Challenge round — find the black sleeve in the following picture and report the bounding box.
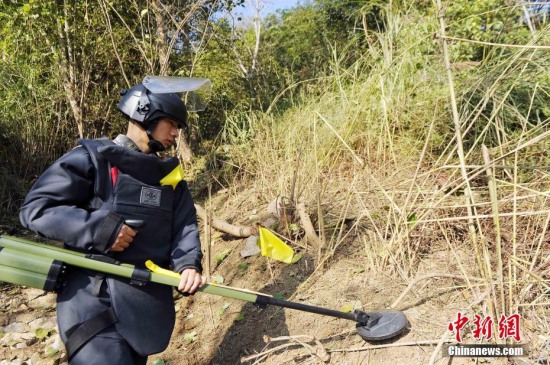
[170,181,203,274]
[19,146,124,252]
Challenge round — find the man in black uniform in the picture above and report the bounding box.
[19,82,205,364]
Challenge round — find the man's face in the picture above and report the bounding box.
[151,118,180,149]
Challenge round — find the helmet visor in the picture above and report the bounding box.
[142,76,211,112]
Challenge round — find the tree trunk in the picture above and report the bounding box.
[57,0,84,138]
[151,0,170,76]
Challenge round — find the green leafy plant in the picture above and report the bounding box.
[215,249,231,266]
[217,301,231,316]
[238,261,249,271]
[34,328,50,340]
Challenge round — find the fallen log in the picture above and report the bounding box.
[194,204,258,237]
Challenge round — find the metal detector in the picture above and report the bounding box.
[0,235,408,341]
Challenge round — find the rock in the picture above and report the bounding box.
[8,298,23,309]
[20,332,34,341]
[0,322,27,333]
[2,332,32,348]
[23,288,47,301]
[26,294,56,309]
[14,312,40,326]
[0,332,15,347]
[29,317,56,331]
[240,235,261,258]
[30,352,42,363]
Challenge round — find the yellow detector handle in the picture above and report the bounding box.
[145,260,181,279]
[145,260,270,297]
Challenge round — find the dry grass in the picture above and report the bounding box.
[205,2,550,362]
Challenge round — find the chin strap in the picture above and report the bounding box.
[141,119,177,153]
[146,128,166,153]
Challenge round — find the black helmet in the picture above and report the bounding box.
[117,84,188,130]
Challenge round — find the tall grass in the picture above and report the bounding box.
[0,65,71,223]
[220,1,549,355]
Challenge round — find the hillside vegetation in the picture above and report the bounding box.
[0,1,549,364]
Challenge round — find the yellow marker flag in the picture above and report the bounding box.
[258,226,294,264]
[160,164,184,190]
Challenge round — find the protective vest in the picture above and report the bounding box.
[57,138,182,356]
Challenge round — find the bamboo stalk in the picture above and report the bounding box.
[528,211,550,272]
[433,0,500,332]
[204,187,212,281]
[415,210,549,223]
[482,145,506,320]
[434,0,483,271]
[435,34,550,49]
[435,164,550,170]
[313,114,325,265]
[512,151,519,313]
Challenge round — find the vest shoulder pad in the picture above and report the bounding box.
[77,138,116,200]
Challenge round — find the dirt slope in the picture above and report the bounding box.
[0,194,543,365]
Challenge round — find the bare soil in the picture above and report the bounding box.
[0,196,543,365]
[157,237,524,365]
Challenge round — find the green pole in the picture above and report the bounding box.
[0,235,258,303]
[149,272,258,302]
[0,265,49,290]
[0,235,138,278]
[0,246,56,275]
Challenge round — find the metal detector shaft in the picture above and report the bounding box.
[255,295,360,322]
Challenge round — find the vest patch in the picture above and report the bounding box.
[140,187,161,206]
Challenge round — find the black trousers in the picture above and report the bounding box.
[58,270,148,365]
[69,325,147,365]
